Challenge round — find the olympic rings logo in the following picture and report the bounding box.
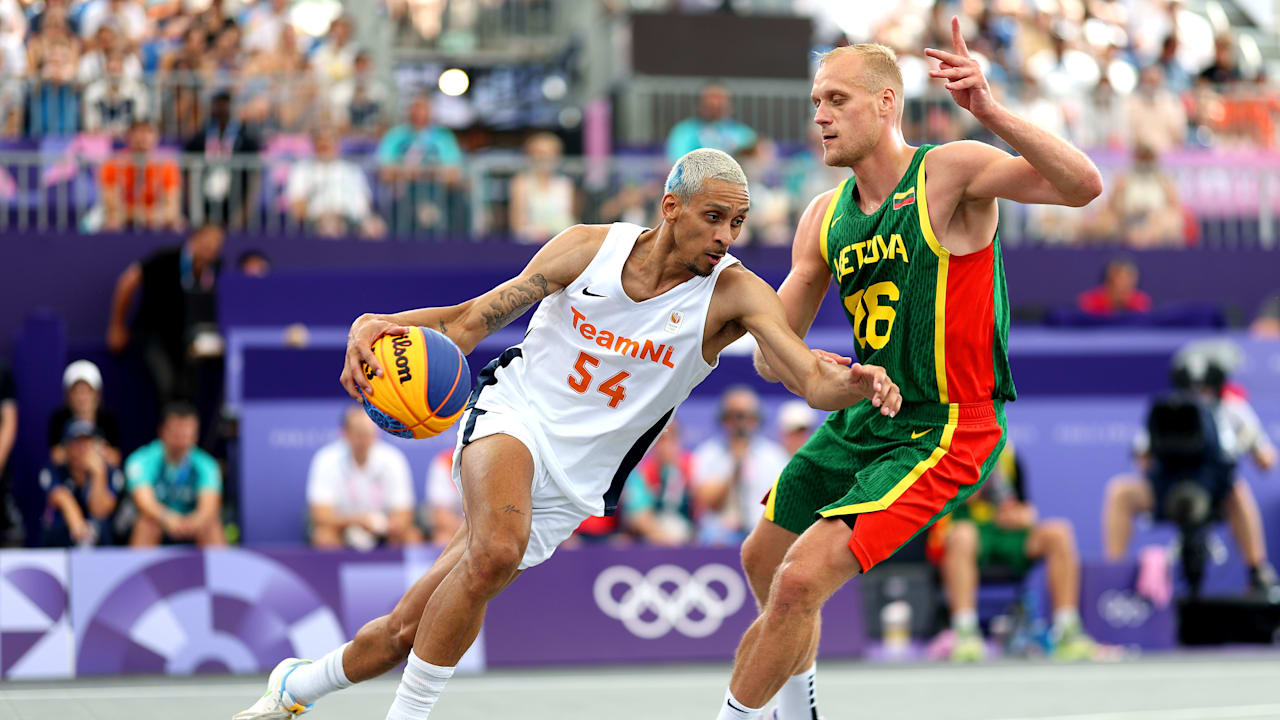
[1097,589,1153,628]
[593,563,748,639]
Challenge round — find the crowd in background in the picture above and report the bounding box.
[0,0,1272,244]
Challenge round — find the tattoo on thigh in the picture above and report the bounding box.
[502,504,525,515]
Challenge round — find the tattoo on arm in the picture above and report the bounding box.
[502,504,525,515]
[480,274,549,332]
[438,320,448,333]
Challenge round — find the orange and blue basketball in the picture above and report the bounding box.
[359,327,471,439]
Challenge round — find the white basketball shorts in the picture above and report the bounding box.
[451,404,591,570]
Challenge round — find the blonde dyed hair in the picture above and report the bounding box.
[819,43,904,104]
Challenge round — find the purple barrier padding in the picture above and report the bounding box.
[0,549,72,679]
[10,312,68,545]
[482,544,865,667]
[67,546,412,676]
[7,228,1280,358]
[1079,561,1176,651]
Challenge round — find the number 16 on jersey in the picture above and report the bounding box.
[567,351,630,408]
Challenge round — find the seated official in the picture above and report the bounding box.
[931,445,1095,661]
[124,402,225,547]
[40,420,122,547]
[308,407,422,550]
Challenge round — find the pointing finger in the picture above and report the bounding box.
[951,15,970,57]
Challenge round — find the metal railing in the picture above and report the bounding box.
[8,73,395,143]
[0,149,1275,246]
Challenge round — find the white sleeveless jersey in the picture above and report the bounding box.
[468,222,739,515]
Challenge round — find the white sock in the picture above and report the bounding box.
[385,651,454,720]
[951,609,978,634]
[775,664,817,720]
[284,642,352,705]
[716,688,764,720]
[1052,607,1081,634]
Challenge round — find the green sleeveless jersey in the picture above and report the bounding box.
[819,145,1016,405]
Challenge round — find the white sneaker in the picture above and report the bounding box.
[232,658,313,719]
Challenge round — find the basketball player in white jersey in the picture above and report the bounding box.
[232,148,902,720]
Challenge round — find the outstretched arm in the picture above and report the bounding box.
[339,224,602,399]
[925,16,1102,208]
[727,269,901,414]
[752,189,837,381]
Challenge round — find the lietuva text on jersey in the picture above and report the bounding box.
[832,233,909,280]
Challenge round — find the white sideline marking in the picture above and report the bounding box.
[1,660,1278,702]
[997,705,1280,720]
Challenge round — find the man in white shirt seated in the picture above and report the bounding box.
[285,127,387,239]
[308,407,422,550]
[423,447,464,545]
[692,386,789,546]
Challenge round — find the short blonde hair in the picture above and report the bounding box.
[819,43,904,98]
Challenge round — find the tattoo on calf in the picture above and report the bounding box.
[481,274,549,332]
[502,504,525,515]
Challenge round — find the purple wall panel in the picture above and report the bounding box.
[482,544,865,666]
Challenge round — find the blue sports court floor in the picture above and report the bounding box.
[2,651,1278,719]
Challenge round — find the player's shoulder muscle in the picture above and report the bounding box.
[791,186,840,272]
[525,223,610,291]
[712,264,782,318]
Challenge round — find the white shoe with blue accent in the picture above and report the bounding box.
[232,658,314,719]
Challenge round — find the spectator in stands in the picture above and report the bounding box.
[311,14,358,88]
[933,445,1096,661]
[82,49,149,139]
[108,224,224,406]
[39,420,122,547]
[1155,34,1193,94]
[241,0,290,54]
[665,82,757,162]
[0,8,24,136]
[241,24,312,133]
[307,407,421,550]
[738,140,792,246]
[77,24,141,85]
[25,8,81,137]
[1125,65,1186,153]
[29,0,73,35]
[286,126,386,239]
[1200,33,1242,88]
[509,132,577,244]
[210,19,243,77]
[79,0,149,50]
[1077,258,1152,316]
[1103,349,1279,597]
[1082,143,1184,248]
[692,386,788,546]
[377,94,464,233]
[621,421,695,547]
[159,26,216,140]
[423,448,463,544]
[332,51,390,136]
[99,120,183,231]
[237,248,271,277]
[124,401,225,546]
[776,399,817,457]
[0,357,19,547]
[47,360,121,467]
[184,90,262,228]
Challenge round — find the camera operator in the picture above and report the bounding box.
[1102,345,1278,598]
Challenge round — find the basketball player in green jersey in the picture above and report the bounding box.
[713,18,1103,720]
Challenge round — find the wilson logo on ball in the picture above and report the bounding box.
[359,327,471,440]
